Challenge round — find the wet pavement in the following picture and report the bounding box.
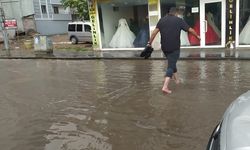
[0,59,249,150]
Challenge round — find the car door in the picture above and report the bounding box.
[83,24,92,42]
[76,24,84,42]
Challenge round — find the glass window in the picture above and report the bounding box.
[41,5,47,14]
[68,24,75,31]
[84,25,91,32]
[77,24,83,32]
[160,0,200,47]
[98,0,149,48]
[205,2,222,46]
[239,0,250,45]
[53,6,59,14]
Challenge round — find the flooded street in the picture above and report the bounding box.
[0,59,249,150]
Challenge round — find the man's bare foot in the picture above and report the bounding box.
[173,74,180,85]
[174,78,180,84]
[162,87,172,94]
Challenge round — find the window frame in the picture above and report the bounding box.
[68,24,76,32]
[77,24,83,32]
[41,5,47,14]
[53,6,59,14]
[84,24,91,32]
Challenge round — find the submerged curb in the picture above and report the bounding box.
[1,49,250,60]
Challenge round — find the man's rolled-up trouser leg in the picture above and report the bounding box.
[165,50,180,77]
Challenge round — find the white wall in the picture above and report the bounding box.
[0,1,24,31]
[21,0,34,16]
[35,20,69,35]
[100,4,133,47]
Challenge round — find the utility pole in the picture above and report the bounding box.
[0,7,10,56]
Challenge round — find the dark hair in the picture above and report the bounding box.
[169,7,178,15]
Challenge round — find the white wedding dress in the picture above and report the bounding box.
[109,18,135,48]
[240,16,250,44]
[177,15,190,46]
[206,12,221,38]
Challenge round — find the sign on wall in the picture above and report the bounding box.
[88,0,100,49]
[149,0,158,5]
[226,0,236,46]
[4,19,17,29]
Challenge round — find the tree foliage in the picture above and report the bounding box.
[61,0,89,20]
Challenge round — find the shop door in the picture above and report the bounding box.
[200,0,225,48]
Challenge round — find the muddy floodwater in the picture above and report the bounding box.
[0,59,249,150]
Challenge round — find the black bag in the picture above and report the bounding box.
[140,46,154,59]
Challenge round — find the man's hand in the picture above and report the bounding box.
[196,35,201,40]
[146,42,151,47]
[188,28,200,40]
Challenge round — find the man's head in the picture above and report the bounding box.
[168,7,178,16]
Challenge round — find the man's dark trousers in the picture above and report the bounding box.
[164,50,180,77]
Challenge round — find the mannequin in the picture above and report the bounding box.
[189,17,219,45]
[206,12,221,38]
[133,17,149,48]
[109,18,136,48]
[240,16,250,44]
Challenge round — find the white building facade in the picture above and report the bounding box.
[0,0,72,35]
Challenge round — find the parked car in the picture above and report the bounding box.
[207,91,250,150]
[68,21,92,44]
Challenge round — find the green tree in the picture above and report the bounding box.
[61,0,89,20]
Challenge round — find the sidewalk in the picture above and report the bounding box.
[1,47,250,60]
[1,34,250,60]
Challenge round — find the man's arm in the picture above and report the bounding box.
[188,27,200,40]
[147,28,160,46]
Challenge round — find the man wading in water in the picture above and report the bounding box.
[147,7,200,94]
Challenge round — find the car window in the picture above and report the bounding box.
[68,24,75,32]
[84,25,91,32]
[77,24,83,32]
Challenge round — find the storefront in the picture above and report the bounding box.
[87,0,242,51]
[236,0,250,47]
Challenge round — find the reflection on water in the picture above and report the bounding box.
[199,61,207,80]
[0,60,249,150]
[45,122,112,150]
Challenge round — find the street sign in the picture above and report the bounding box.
[4,19,17,29]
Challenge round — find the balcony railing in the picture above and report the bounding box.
[50,0,61,4]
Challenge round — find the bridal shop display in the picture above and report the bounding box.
[133,22,150,47]
[109,18,136,48]
[97,0,149,49]
[88,0,250,50]
[239,16,250,44]
[108,18,150,48]
[188,11,221,45]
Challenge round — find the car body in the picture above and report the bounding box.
[68,21,92,44]
[207,91,250,150]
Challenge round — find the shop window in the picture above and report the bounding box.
[77,24,83,32]
[98,0,149,48]
[239,0,250,45]
[204,2,222,46]
[41,5,47,14]
[160,0,200,47]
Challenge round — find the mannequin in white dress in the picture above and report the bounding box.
[109,18,136,48]
[206,12,221,38]
[240,16,250,44]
